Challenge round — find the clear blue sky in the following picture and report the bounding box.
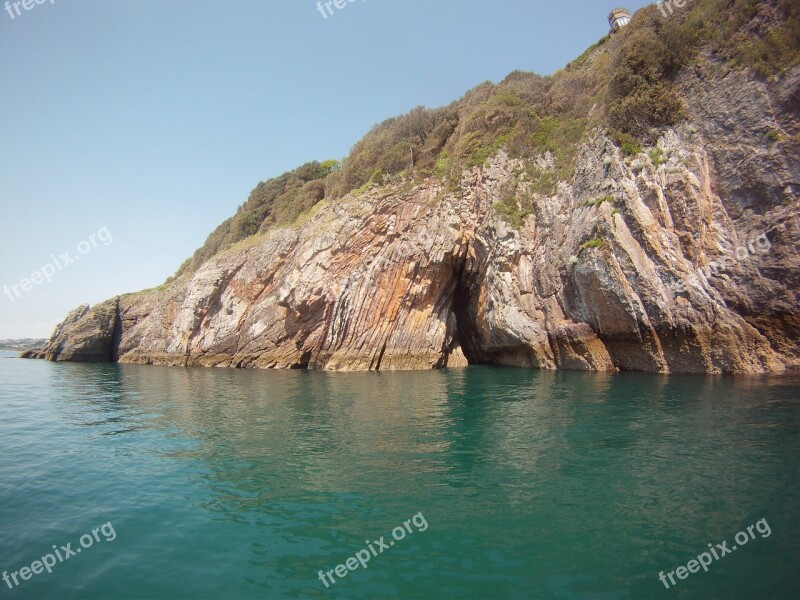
[0,0,653,338]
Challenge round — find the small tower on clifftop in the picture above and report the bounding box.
[608,8,632,31]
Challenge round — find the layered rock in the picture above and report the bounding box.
[35,65,800,374]
[25,302,120,362]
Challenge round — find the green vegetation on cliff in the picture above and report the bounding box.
[174,160,339,277]
[173,0,799,277]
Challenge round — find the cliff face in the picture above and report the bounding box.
[36,60,800,374]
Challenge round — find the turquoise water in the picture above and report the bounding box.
[0,351,799,599]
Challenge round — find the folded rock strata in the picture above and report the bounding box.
[33,65,800,374]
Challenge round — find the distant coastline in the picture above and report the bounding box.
[0,338,46,351]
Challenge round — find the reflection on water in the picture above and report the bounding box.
[1,356,799,599]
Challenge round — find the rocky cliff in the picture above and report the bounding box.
[31,4,800,374]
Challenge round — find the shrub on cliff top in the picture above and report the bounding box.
[174,161,333,277]
[604,0,798,141]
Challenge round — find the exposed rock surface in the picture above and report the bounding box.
[27,302,119,362]
[36,64,800,374]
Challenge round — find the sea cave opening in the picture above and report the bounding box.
[450,256,486,366]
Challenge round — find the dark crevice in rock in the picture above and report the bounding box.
[374,340,388,371]
[110,299,122,362]
[290,349,312,369]
[450,252,485,366]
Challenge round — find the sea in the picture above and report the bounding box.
[1,350,798,599]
